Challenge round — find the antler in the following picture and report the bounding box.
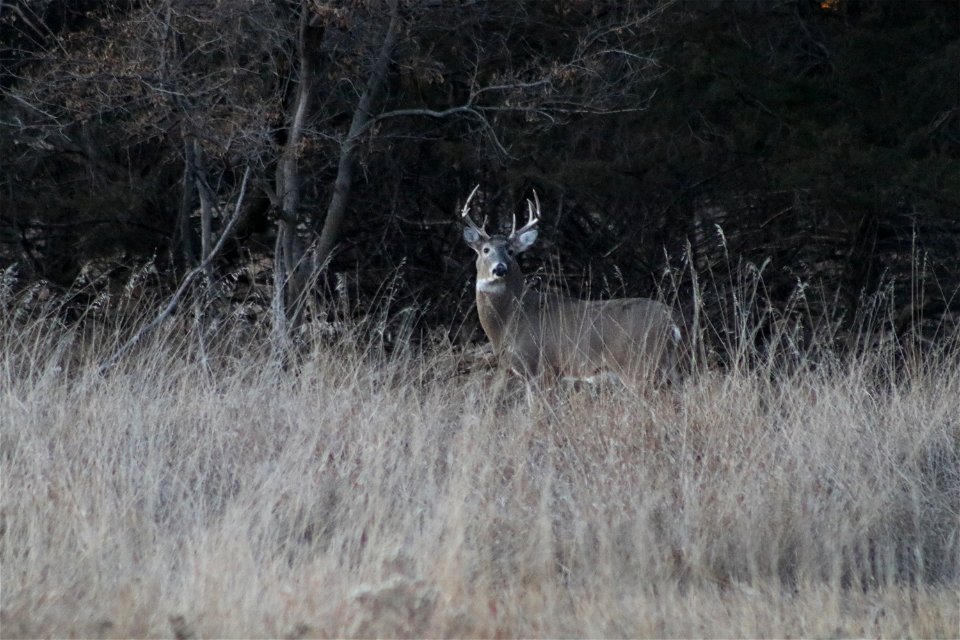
[460,184,489,240]
[511,189,541,238]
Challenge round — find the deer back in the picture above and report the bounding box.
[503,291,680,384]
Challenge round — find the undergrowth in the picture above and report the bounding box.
[1,267,958,637]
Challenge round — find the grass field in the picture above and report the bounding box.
[1,283,958,637]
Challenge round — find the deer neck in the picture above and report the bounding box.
[475,272,525,352]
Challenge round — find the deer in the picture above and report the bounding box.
[460,185,682,390]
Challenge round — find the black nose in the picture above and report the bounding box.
[492,263,507,277]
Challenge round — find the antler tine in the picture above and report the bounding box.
[460,184,488,239]
[513,189,540,237]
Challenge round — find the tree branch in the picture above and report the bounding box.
[98,165,252,377]
[314,0,402,269]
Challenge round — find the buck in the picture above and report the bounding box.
[461,185,682,388]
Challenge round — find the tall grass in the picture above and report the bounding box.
[1,271,958,637]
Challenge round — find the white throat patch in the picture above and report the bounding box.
[476,277,506,293]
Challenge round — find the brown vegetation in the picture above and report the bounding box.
[1,273,957,637]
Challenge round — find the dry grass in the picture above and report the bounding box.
[1,287,958,638]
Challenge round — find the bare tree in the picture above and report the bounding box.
[274,1,327,325]
[314,0,401,272]
[304,0,667,294]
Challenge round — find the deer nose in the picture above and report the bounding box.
[492,263,507,278]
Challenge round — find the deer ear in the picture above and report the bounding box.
[513,228,538,253]
[463,226,483,249]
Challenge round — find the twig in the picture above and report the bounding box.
[97,165,252,377]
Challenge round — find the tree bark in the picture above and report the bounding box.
[176,135,198,268]
[194,139,215,289]
[276,1,325,323]
[314,0,401,270]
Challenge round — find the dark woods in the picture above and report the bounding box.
[2,0,958,356]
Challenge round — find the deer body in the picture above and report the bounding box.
[462,186,681,387]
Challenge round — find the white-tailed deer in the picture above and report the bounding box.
[461,185,682,388]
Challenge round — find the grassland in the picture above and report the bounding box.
[1,283,958,638]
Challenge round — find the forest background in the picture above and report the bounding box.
[1,0,958,348]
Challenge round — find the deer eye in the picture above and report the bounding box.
[506,249,515,257]
[482,247,490,254]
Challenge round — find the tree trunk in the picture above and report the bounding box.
[276,1,325,324]
[176,135,198,268]
[271,224,291,367]
[194,139,215,290]
[314,0,401,270]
